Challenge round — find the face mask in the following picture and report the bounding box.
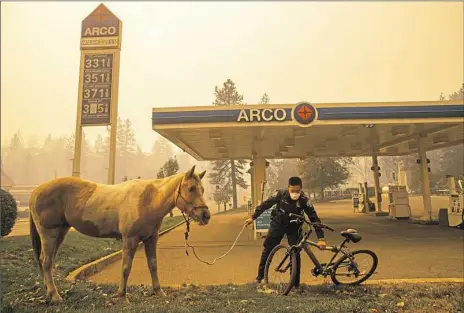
[290,192,301,201]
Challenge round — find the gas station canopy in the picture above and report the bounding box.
[152,100,464,160]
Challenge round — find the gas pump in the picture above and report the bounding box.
[355,183,365,213]
[446,175,463,228]
[352,189,360,212]
[383,185,411,219]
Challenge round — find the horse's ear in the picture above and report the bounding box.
[187,165,196,178]
[198,170,206,180]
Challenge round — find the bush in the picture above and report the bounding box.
[1,189,18,237]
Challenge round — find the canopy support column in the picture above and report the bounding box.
[251,157,266,210]
[251,157,266,240]
[417,135,434,222]
[371,150,383,213]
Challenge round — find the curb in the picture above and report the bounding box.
[364,278,464,284]
[300,277,464,286]
[66,220,186,282]
[274,278,463,287]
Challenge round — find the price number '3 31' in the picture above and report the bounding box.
[85,57,112,69]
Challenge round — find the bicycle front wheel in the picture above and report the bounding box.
[264,244,297,295]
[330,249,378,285]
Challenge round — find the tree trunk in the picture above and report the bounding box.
[320,186,325,200]
[230,159,238,209]
[169,210,173,217]
[223,202,227,211]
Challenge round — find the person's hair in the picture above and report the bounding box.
[288,177,302,187]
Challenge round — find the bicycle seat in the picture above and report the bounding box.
[341,229,362,243]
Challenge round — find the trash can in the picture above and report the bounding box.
[438,208,449,227]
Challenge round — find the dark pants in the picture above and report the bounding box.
[257,220,303,286]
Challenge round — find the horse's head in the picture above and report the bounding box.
[176,165,211,225]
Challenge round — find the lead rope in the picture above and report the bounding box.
[181,212,249,265]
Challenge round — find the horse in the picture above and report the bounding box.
[29,165,211,303]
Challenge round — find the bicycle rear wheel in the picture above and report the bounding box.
[330,249,378,285]
[264,244,297,295]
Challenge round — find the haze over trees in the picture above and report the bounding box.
[1,118,198,187]
[2,82,462,208]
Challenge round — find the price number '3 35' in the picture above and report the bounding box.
[83,103,107,114]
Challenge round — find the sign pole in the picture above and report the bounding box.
[72,53,85,177]
[107,49,121,184]
[73,3,122,184]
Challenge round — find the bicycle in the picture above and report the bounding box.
[264,213,378,295]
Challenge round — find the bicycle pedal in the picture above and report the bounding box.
[311,267,322,276]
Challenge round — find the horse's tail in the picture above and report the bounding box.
[30,214,43,275]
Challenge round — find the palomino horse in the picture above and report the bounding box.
[29,165,210,303]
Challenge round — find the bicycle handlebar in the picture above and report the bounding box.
[288,213,335,231]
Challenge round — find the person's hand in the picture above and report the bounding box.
[317,239,327,250]
[244,218,254,226]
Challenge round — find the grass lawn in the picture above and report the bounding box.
[0,215,184,312]
[1,214,462,313]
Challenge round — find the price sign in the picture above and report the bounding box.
[81,53,113,125]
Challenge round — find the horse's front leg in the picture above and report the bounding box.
[143,233,166,297]
[117,236,139,297]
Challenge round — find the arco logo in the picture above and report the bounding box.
[292,102,316,126]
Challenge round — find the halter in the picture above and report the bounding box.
[174,176,208,256]
[174,177,209,213]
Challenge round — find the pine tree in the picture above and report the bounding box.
[116,117,125,156]
[65,132,90,154]
[156,167,165,179]
[265,159,284,197]
[297,157,350,199]
[162,156,180,177]
[94,134,106,155]
[211,173,232,212]
[9,131,23,152]
[213,79,244,106]
[260,93,270,105]
[152,136,174,165]
[122,119,137,155]
[158,156,180,216]
[209,79,248,209]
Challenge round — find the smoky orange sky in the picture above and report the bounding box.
[1,1,463,153]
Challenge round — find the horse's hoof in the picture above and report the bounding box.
[50,294,63,304]
[154,289,166,297]
[116,290,126,298]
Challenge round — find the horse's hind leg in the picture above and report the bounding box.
[53,227,70,258]
[39,226,69,303]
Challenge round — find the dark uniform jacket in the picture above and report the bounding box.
[252,189,325,239]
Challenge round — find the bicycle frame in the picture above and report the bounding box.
[290,227,354,277]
